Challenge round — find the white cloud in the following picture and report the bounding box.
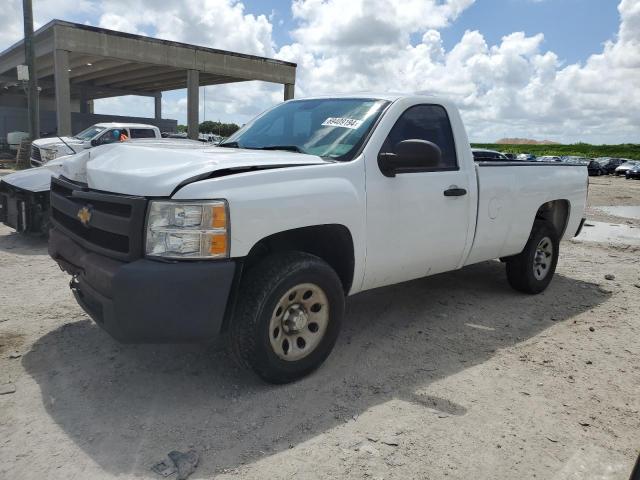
[276,0,640,143]
[1,0,638,143]
[90,0,280,126]
[94,0,275,57]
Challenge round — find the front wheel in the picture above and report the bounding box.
[229,252,344,384]
[506,220,559,294]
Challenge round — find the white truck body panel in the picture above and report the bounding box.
[175,159,368,292]
[466,164,587,265]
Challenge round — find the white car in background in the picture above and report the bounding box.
[30,123,161,167]
[562,156,590,165]
[614,160,639,176]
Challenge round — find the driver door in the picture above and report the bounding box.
[362,104,473,290]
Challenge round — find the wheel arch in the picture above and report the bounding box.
[534,199,571,237]
[242,224,356,294]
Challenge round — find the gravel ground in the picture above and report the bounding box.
[0,175,638,479]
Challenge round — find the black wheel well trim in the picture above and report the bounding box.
[247,224,355,288]
[533,199,571,238]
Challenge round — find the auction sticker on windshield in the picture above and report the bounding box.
[321,118,364,129]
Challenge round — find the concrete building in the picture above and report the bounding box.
[0,20,297,140]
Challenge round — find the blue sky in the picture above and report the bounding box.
[439,0,620,65]
[243,0,621,66]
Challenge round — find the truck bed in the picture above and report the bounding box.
[464,161,588,266]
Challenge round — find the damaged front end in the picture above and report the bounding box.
[0,180,50,235]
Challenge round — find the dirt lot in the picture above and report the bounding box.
[0,175,638,479]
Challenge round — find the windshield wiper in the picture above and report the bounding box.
[218,143,305,153]
[256,145,304,153]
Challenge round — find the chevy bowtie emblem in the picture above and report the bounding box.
[77,206,92,227]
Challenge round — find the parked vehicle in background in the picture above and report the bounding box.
[0,155,71,235]
[562,156,590,165]
[588,160,607,176]
[7,131,29,152]
[47,93,588,383]
[625,164,640,179]
[516,153,537,161]
[30,123,161,167]
[538,156,562,162]
[471,149,508,161]
[199,133,224,144]
[600,158,625,174]
[164,132,188,139]
[614,160,639,176]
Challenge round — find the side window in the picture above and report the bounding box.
[381,104,458,170]
[130,128,156,138]
[98,129,119,144]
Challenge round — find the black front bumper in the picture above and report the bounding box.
[49,227,237,343]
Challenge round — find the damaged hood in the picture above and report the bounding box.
[1,156,70,192]
[64,142,331,196]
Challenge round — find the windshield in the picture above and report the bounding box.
[221,98,390,160]
[73,126,107,140]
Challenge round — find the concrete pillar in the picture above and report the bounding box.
[284,83,295,101]
[187,70,199,140]
[54,49,71,136]
[79,90,90,114]
[154,92,162,120]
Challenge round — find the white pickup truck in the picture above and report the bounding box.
[30,122,161,167]
[47,94,588,383]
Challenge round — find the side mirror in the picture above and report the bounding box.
[378,139,442,177]
[90,138,101,147]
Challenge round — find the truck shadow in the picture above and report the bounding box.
[0,229,48,255]
[22,260,610,477]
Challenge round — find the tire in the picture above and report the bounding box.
[506,220,559,294]
[229,251,345,384]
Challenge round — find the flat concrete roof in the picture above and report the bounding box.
[0,20,297,100]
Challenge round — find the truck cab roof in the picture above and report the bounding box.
[92,122,159,129]
[291,92,450,106]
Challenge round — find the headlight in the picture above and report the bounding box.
[145,200,229,259]
[42,148,58,161]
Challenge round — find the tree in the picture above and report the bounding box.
[199,121,240,137]
[176,124,187,133]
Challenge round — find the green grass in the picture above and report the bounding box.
[470,143,640,160]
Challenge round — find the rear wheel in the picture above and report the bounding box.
[506,220,559,294]
[229,252,344,384]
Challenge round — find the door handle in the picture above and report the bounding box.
[444,187,467,197]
